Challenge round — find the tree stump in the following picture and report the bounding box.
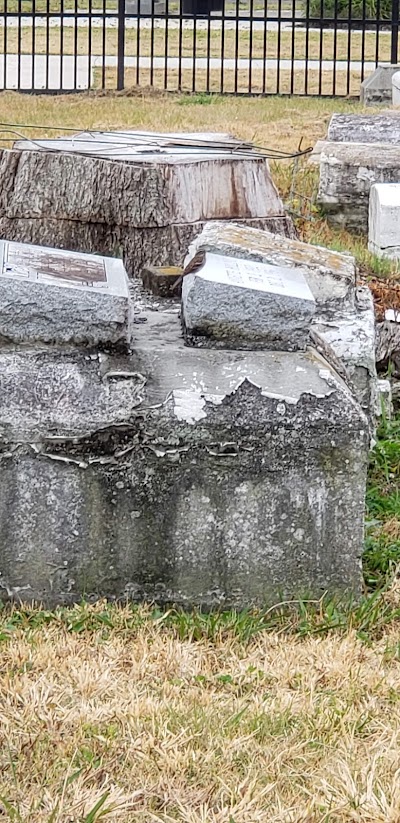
[0,132,295,277]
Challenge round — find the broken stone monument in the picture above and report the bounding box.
[0,235,369,607]
[318,141,400,232]
[184,222,378,415]
[369,182,400,259]
[0,131,294,278]
[0,240,132,348]
[360,65,400,106]
[181,252,316,350]
[327,111,400,144]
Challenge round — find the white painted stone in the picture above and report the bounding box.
[0,240,132,347]
[181,251,316,350]
[375,378,392,418]
[393,71,400,106]
[368,183,400,259]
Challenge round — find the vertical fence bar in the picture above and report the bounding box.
[276,0,282,91]
[262,0,267,93]
[304,0,310,94]
[164,0,169,89]
[2,0,6,91]
[87,0,93,90]
[206,11,211,91]
[60,0,65,90]
[45,0,50,89]
[74,0,78,87]
[17,0,21,89]
[192,5,197,91]
[290,0,295,92]
[31,0,36,89]
[318,0,323,94]
[220,0,225,93]
[135,0,140,84]
[391,0,399,63]
[117,0,125,88]
[101,0,106,88]
[177,0,182,90]
[150,0,155,86]
[346,0,351,96]
[233,0,239,92]
[248,0,254,93]
[375,0,380,66]
[360,0,366,83]
[332,0,337,96]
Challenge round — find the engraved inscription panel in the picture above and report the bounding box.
[2,242,107,288]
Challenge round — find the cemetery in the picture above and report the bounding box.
[0,82,400,819]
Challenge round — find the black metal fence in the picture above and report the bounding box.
[0,0,399,95]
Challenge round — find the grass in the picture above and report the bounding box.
[1,26,396,63]
[1,414,399,821]
[0,90,399,820]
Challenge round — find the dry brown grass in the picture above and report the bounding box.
[0,25,395,63]
[1,601,400,821]
[0,90,362,151]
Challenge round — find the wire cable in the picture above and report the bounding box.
[0,121,313,161]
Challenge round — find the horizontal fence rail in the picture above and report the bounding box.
[0,0,399,94]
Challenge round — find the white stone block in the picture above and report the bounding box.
[393,71,400,107]
[375,378,392,418]
[368,183,400,259]
[181,251,316,350]
[0,240,132,347]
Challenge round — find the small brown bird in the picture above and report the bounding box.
[171,249,206,294]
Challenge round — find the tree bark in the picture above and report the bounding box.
[0,147,294,277]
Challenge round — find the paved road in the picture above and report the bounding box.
[0,16,295,28]
[0,52,378,90]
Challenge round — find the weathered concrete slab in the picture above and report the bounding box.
[327,112,400,144]
[360,65,400,106]
[0,240,132,348]
[318,141,400,231]
[185,221,356,312]
[368,182,400,259]
[181,251,316,350]
[0,316,369,607]
[0,131,295,278]
[185,223,377,415]
[312,286,377,415]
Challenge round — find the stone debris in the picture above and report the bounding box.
[0,239,132,348]
[181,251,316,350]
[318,141,400,232]
[369,182,400,260]
[184,222,377,415]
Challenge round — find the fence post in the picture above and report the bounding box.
[117,0,126,90]
[391,0,399,65]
